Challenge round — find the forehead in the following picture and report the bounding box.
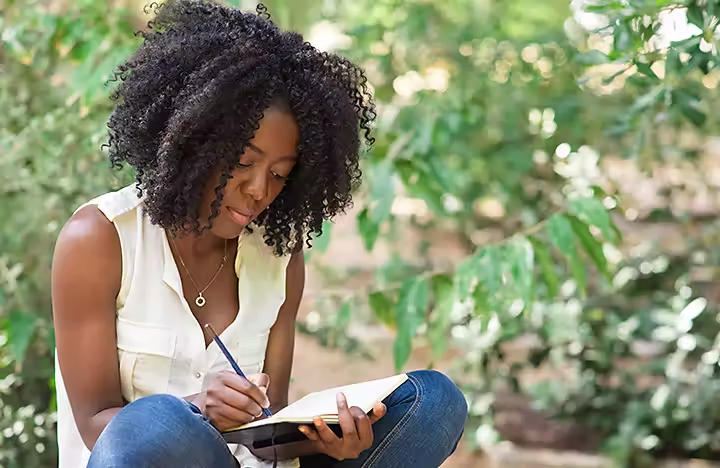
[247,106,299,158]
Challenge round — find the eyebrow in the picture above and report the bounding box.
[247,143,297,161]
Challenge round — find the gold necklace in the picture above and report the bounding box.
[169,236,227,308]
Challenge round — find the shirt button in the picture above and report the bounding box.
[195,372,202,379]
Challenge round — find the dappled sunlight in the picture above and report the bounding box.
[5,0,720,467]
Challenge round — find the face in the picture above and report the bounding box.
[199,105,300,239]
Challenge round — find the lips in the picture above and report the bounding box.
[227,206,254,226]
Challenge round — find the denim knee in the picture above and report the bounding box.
[408,370,468,445]
[88,394,230,467]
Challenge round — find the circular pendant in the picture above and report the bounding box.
[195,295,206,307]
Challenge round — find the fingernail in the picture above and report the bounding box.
[336,392,346,406]
[298,426,306,433]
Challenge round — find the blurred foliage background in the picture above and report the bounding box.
[3,0,720,467]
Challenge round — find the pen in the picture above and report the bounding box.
[204,323,273,418]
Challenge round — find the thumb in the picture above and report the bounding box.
[368,402,386,424]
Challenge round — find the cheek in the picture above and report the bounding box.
[221,176,243,195]
[267,181,286,202]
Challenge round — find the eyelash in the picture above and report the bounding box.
[236,163,288,181]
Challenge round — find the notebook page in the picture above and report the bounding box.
[273,374,408,420]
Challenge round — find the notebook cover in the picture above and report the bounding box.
[222,421,343,448]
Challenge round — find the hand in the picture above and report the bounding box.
[203,370,271,432]
[298,393,387,461]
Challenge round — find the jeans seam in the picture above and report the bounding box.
[185,400,229,446]
[360,373,424,468]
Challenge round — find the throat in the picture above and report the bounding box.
[167,232,240,342]
[171,230,232,258]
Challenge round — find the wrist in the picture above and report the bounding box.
[183,392,207,414]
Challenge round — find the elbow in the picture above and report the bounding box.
[76,405,125,452]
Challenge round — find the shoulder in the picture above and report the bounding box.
[53,204,122,288]
[52,205,123,319]
[57,204,119,253]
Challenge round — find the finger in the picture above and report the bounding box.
[313,417,340,445]
[298,425,320,441]
[217,401,258,422]
[207,393,258,424]
[368,402,387,424]
[336,393,358,440]
[209,411,253,432]
[217,385,264,418]
[248,373,270,392]
[350,406,373,444]
[219,370,271,408]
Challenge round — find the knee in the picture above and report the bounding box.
[123,393,190,417]
[408,370,468,439]
[89,394,211,465]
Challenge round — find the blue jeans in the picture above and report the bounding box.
[87,370,468,468]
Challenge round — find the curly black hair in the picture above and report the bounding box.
[106,0,376,255]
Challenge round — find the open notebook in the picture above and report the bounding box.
[222,373,408,448]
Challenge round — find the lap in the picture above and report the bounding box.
[87,394,239,468]
[87,370,466,468]
[300,369,467,468]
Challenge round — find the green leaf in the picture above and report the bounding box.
[6,310,35,364]
[679,102,706,127]
[569,196,619,243]
[428,274,454,360]
[666,48,682,75]
[601,66,630,86]
[629,85,666,116]
[368,291,395,327]
[528,235,559,298]
[367,159,395,224]
[335,300,352,329]
[357,208,380,251]
[686,4,704,29]
[613,22,632,51]
[674,87,706,127]
[506,237,534,311]
[471,279,491,317]
[454,254,480,300]
[547,215,586,296]
[634,60,659,80]
[585,1,625,12]
[394,160,445,214]
[575,50,610,65]
[568,215,611,281]
[393,277,429,371]
[682,47,712,76]
[477,245,505,311]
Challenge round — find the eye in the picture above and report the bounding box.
[236,162,251,169]
[272,172,289,181]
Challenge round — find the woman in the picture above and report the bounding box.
[51,1,468,467]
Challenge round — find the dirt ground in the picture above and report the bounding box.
[284,146,720,468]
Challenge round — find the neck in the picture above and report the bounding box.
[170,230,230,258]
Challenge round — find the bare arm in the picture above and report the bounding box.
[51,205,126,450]
[251,248,319,460]
[262,247,305,412]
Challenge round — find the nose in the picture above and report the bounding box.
[243,170,269,201]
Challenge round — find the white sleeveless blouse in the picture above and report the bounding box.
[54,184,299,468]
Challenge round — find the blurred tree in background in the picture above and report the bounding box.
[2,0,720,467]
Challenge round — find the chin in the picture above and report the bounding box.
[210,221,246,240]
